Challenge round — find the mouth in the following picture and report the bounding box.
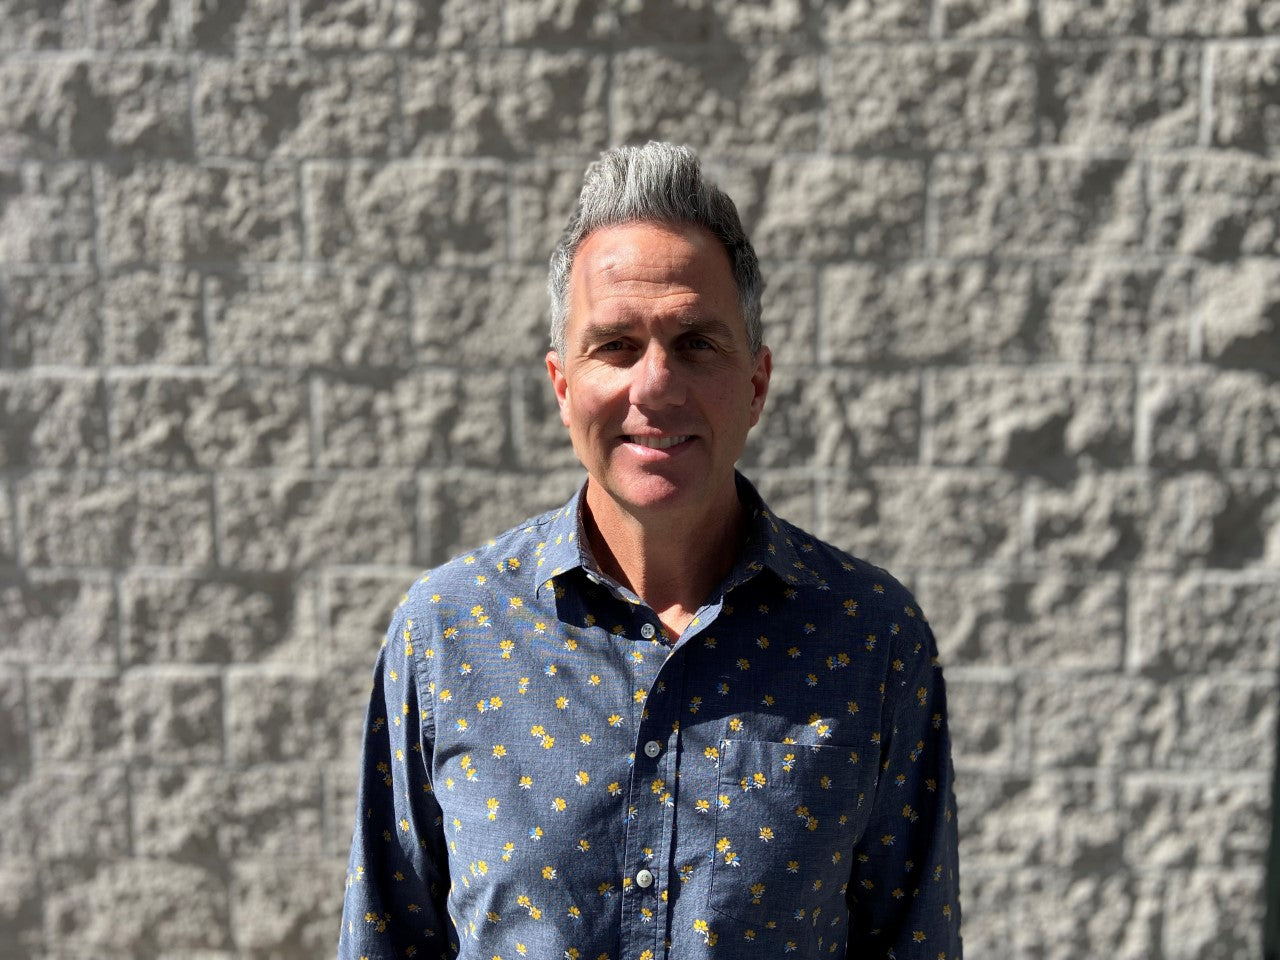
[626,435,691,449]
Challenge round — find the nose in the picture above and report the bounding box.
[629,343,685,408]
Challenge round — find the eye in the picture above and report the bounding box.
[684,336,714,351]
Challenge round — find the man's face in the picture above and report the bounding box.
[547,220,771,520]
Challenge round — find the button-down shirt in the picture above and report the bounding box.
[338,475,961,959]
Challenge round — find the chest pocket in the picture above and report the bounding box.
[708,740,872,928]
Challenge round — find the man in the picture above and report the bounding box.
[339,142,961,959]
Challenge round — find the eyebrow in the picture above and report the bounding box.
[580,315,736,345]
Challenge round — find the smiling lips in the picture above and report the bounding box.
[627,435,691,449]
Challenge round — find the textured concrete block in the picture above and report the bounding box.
[230,858,344,954]
[411,266,547,364]
[111,372,311,469]
[934,153,1143,256]
[1025,676,1178,768]
[304,162,505,265]
[505,0,711,43]
[0,670,27,765]
[0,163,94,263]
[743,370,920,468]
[45,860,231,951]
[132,764,323,857]
[1037,260,1193,363]
[750,472,818,533]
[1193,260,1280,373]
[122,670,222,761]
[510,160,583,263]
[828,44,1036,151]
[0,271,99,365]
[613,48,820,152]
[103,268,206,364]
[916,572,1124,669]
[755,264,815,365]
[940,0,1034,36]
[947,676,1018,768]
[1148,0,1277,35]
[19,472,214,567]
[325,758,360,854]
[124,573,317,664]
[1214,43,1280,151]
[100,163,301,265]
[1044,42,1200,146]
[822,261,1037,364]
[404,51,606,156]
[823,0,929,40]
[208,267,410,368]
[190,0,289,47]
[0,59,190,158]
[754,157,925,260]
[225,670,331,763]
[515,369,588,473]
[1173,678,1277,772]
[962,869,1160,960]
[710,0,818,43]
[929,368,1134,472]
[1039,0,1142,37]
[1122,775,1269,869]
[1129,574,1280,673]
[87,0,182,47]
[1185,473,1280,568]
[1142,368,1280,469]
[822,470,1022,570]
[0,573,118,666]
[298,0,501,48]
[130,765,226,858]
[319,369,510,469]
[324,572,411,669]
[32,766,131,859]
[0,373,107,467]
[1028,472,1190,571]
[1164,869,1265,960]
[958,772,1121,869]
[0,0,86,48]
[29,673,122,762]
[0,491,13,567]
[417,468,582,564]
[0,859,42,958]
[217,472,414,569]
[1149,155,1280,259]
[196,54,395,159]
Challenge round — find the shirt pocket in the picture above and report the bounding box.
[708,739,872,927]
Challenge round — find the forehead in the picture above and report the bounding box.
[568,221,740,323]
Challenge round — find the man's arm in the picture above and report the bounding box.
[846,618,962,959]
[338,601,454,960]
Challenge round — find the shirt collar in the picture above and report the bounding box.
[533,473,825,597]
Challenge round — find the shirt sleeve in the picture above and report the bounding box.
[845,617,962,959]
[338,600,455,960]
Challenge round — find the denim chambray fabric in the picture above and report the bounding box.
[338,474,961,960]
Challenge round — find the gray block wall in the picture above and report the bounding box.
[1,1,1278,957]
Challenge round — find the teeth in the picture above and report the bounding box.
[629,435,689,449]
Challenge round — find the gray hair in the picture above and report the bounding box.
[548,142,764,357]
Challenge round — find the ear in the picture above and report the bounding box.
[747,345,772,427]
[546,350,572,428]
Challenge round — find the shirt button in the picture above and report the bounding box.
[643,740,662,758]
[635,868,655,889]
[640,623,656,639]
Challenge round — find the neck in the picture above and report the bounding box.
[582,481,744,639]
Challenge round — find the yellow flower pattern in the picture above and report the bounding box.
[339,476,960,959]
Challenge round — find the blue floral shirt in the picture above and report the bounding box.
[339,474,961,960]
